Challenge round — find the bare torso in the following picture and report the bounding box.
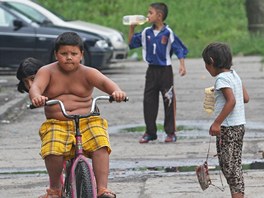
[44,63,95,120]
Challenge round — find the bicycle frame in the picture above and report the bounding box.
[68,115,96,197]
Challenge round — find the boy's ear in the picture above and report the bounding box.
[158,12,163,20]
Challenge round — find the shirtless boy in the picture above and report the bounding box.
[29,32,126,198]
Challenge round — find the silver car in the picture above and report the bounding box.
[0,0,128,62]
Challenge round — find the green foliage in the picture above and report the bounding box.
[36,0,264,58]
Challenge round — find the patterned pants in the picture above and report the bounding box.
[216,125,245,194]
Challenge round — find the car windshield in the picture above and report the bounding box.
[3,2,51,24]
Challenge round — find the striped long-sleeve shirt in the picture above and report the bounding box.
[129,24,188,66]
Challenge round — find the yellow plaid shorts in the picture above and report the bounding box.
[39,116,111,160]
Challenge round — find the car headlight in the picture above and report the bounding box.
[111,34,123,42]
[95,40,109,48]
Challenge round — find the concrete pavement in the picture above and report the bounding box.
[0,56,264,198]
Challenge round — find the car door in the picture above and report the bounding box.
[0,5,37,68]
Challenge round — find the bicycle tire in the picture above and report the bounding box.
[75,160,96,198]
[63,160,73,198]
[63,159,96,198]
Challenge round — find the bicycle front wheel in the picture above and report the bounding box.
[75,160,96,198]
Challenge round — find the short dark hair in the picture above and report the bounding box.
[202,42,233,69]
[150,2,168,21]
[54,32,84,52]
[16,57,44,93]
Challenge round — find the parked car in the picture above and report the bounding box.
[1,0,129,62]
[0,2,112,69]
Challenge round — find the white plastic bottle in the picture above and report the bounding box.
[122,15,148,25]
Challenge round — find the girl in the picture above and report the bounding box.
[16,57,44,93]
[202,42,249,198]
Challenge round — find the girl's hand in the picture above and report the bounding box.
[209,122,221,136]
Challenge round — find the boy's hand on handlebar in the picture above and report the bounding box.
[31,95,48,107]
[111,91,127,102]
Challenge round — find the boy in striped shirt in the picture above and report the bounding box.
[128,2,188,143]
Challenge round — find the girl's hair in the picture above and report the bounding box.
[150,2,168,21]
[54,32,84,52]
[202,42,233,69]
[16,57,44,93]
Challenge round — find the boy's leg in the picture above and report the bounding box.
[160,66,176,134]
[162,86,176,134]
[45,155,64,189]
[92,147,116,197]
[143,67,159,138]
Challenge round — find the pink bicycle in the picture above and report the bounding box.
[29,95,128,198]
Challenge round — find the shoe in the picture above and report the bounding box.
[139,133,157,143]
[165,133,177,143]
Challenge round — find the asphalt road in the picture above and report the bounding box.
[0,57,264,198]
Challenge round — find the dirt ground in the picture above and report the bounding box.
[0,57,264,198]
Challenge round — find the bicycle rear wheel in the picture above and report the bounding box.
[75,159,96,198]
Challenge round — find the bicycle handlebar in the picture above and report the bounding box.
[28,95,129,119]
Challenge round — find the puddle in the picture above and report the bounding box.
[1,160,264,180]
[1,121,263,177]
[111,120,264,140]
[109,161,264,179]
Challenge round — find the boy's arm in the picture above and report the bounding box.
[88,68,126,102]
[179,58,186,76]
[29,67,49,107]
[171,34,188,76]
[128,25,136,44]
[171,34,188,58]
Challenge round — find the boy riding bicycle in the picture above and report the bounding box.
[29,32,126,198]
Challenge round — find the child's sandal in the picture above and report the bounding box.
[38,188,62,198]
[97,187,116,198]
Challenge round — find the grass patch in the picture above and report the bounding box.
[37,0,264,58]
[123,124,201,133]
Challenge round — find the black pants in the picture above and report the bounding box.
[144,65,176,138]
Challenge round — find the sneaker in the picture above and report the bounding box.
[139,133,157,143]
[165,133,177,143]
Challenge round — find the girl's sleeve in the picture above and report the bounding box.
[215,77,231,90]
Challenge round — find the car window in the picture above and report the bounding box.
[4,2,48,24]
[0,7,16,26]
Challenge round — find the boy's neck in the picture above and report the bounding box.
[153,21,165,31]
